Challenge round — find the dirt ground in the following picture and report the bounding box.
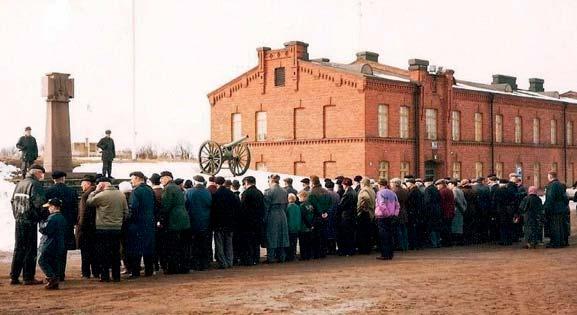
[1,213,576,314]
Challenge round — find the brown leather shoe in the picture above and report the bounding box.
[23,279,43,285]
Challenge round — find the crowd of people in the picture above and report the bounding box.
[9,163,572,290]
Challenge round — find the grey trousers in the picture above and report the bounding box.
[214,230,233,268]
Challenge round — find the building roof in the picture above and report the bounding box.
[309,59,411,83]
[454,80,577,104]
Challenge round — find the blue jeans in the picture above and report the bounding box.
[377,218,395,259]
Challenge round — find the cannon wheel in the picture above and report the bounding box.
[198,140,223,175]
[229,143,251,176]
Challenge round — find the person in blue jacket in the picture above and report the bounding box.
[38,198,67,290]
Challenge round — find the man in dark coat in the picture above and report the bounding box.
[307,176,331,259]
[263,174,290,263]
[77,175,97,278]
[45,171,78,281]
[336,178,357,256]
[212,176,239,268]
[460,179,478,245]
[405,178,424,250]
[149,173,165,271]
[283,177,299,203]
[10,164,46,285]
[519,186,544,248]
[126,171,156,278]
[544,171,570,248]
[473,177,491,243]
[184,175,212,270]
[487,175,501,242]
[16,126,38,177]
[353,175,363,193]
[238,176,265,266]
[424,180,443,248]
[494,179,516,246]
[97,129,116,178]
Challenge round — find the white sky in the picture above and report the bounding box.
[1,0,576,152]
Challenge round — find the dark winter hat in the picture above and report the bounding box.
[184,180,193,189]
[149,173,161,185]
[448,179,459,186]
[208,176,216,183]
[160,171,173,179]
[129,171,146,180]
[29,164,45,173]
[325,180,335,189]
[342,177,353,186]
[243,176,256,185]
[174,178,184,186]
[96,177,111,183]
[475,176,485,183]
[405,178,416,184]
[300,178,310,184]
[81,175,96,184]
[284,177,293,185]
[336,178,343,185]
[105,129,112,135]
[51,171,66,179]
[232,180,241,190]
[224,180,232,188]
[193,175,206,183]
[435,179,446,186]
[378,178,388,187]
[43,198,62,208]
[354,175,363,183]
[215,176,226,185]
[25,126,31,131]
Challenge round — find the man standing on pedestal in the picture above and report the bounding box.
[16,127,38,177]
[97,130,116,178]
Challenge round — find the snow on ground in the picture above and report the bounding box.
[0,161,310,251]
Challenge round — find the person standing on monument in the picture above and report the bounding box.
[10,164,46,285]
[16,126,39,177]
[45,171,78,281]
[97,130,116,178]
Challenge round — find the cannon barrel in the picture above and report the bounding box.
[222,135,249,149]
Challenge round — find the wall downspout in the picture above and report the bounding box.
[414,85,421,177]
[563,102,568,183]
[490,93,495,174]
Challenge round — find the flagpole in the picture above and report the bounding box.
[131,0,137,160]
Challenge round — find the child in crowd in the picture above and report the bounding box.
[38,198,67,290]
[298,191,314,261]
[285,194,301,261]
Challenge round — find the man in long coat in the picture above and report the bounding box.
[436,179,455,247]
[184,175,212,270]
[405,178,424,250]
[97,129,116,178]
[356,178,375,254]
[76,175,97,278]
[544,171,570,248]
[263,175,290,263]
[308,176,331,259]
[211,176,239,269]
[336,178,358,256]
[424,180,443,248]
[238,176,265,266]
[125,171,156,277]
[45,171,78,281]
[16,126,38,177]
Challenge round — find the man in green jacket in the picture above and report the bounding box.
[159,171,191,274]
[544,171,569,248]
[87,178,128,282]
[97,130,116,178]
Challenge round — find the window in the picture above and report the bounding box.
[568,163,574,186]
[256,112,267,141]
[378,104,389,137]
[514,116,522,143]
[452,162,461,179]
[550,119,557,145]
[425,108,437,140]
[475,162,483,178]
[400,162,410,178]
[495,162,504,179]
[551,162,558,173]
[567,121,573,146]
[451,111,460,141]
[474,112,483,142]
[533,162,540,188]
[379,161,389,180]
[399,106,409,138]
[533,118,540,144]
[274,67,285,86]
[255,162,267,172]
[231,113,242,141]
[495,115,503,143]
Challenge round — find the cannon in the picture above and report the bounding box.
[198,135,251,176]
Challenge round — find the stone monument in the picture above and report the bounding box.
[42,72,74,173]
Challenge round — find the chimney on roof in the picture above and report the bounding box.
[408,59,429,70]
[529,78,544,92]
[356,51,379,63]
[283,41,309,61]
[492,74,517,90]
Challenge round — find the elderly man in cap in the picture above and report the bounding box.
[77,175,97,278]
[45,171,78,281]
[184,175,212,270]
[97,129,116,178]
[283,177,299,202]
[159,171,191,274]
[10,164,46,285]
[16,126,38,177]
[238,175,265,266]
[212,176,239,268]
[87,177,128,282]
[38,198,68,290]
[263,174,290,263]
[300,178,311,194]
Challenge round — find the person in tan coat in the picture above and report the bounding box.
[356,179,375,254]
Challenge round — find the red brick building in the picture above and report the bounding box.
[207,41,577,187]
